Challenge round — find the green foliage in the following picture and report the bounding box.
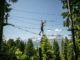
[60,0,80,60]
[24,39,35,59]
[61,38,74,60]
[63,37,68,60]
[53,40,61,60]
[7,39,15,48]
[40,35,55,60]
[32,51,39,60]
[61,0,80,29]
[1,35,80,60]
[61,12,68,19]
[67,41,74,60]
[61,37,69,60]
[40,35,52,53]
[1,0,80,60]
[15,48,23,60]
[15,38,25,52]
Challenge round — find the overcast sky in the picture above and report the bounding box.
[4,0,71,40]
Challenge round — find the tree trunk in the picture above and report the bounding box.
[0,0,5,50]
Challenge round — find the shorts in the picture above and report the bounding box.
[41,27,43,31]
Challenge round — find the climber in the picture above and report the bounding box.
[39,20,45,35]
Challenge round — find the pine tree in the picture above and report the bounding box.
[64,37,68,60]
[7,39,15,48]
[0,0,18,51]
[53,40,61,60]
[40,35,55,60]
[24,39,35,60]
[15,38,25,52]
[61,40,64,60]
[67,40,74,60]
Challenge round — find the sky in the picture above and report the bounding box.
[4,0,71,41]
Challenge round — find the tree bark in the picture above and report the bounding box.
[67,0,78,60]
[0,0,5,50]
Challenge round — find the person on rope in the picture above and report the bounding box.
[39,20,45,35]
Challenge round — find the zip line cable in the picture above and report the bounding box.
[9,18,55,27]
[10,24,39,35]
[9,21,52,31]
[10,18,41,26]
[8,15,62,26]
[8,23,55,36]
[9,15,62,27]
[9,17,62,30]
[7,23,68,38]
[9,19,61,30]
[9,15,57,22]
[12,8,59,16]
[11,22,40,30]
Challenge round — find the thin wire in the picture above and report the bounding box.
[13,8,59,16]
[10,18,58,27]
[7,23,68,38]
[10,24,39,35]
[9,15,62,27]
[10,15,57,22]
[12,22,40,29]
[9,15,62,26]
[9,18,40,26]
[9,21,53,30]
[9,17,62,31]
[9,18,62,30]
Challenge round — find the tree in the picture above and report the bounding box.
[61,40,64,60]
[0,0,18,51]
[15,48,23,60]
[7,39,17,60]
[64,37,68,60]
[40,35,55,60]
[7,39,15,48]
[60,0,80,60]
[32,49,39,60]
[15,38,25,52]
[61,37,69,60]
[75,38,80,60]
[61,38,77,60]
[0,0,18,59]
[0,40,9,60]
[24,39,35,60]
[67,40,74,60]
[53,40,61,60]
